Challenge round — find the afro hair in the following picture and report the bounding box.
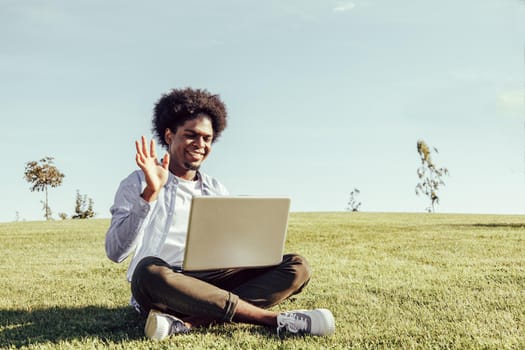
[152,87,228,148]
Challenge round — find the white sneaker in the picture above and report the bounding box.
[277,308,335,336]
[144,309,189,340]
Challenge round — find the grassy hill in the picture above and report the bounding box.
[1,213,524,349]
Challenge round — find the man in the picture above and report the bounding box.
[105,88,335,340]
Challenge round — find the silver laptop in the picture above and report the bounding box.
[182,196,291,271]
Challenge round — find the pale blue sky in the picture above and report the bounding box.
[1,0,524,222]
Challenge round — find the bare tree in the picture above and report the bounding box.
[415,140,449,213]
[24,157,65,220]
[346,188,362,212]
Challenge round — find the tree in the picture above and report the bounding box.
[415,140,449,213]
[72,190,95,219]
[24,157,65,220]
[346,188,362,212]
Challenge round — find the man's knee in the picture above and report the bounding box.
[131,256,173,300]
[133,256,170,281]
[131,257,175,312]
[283,254,312,289]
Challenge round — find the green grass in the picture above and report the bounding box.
[1,213,524,349]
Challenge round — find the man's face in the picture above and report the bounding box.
[164,115,213,179]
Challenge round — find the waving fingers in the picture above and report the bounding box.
[136,136,152,167]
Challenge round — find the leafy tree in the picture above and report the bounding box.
[24,157,65,220]
[415,140,449,213]
[346,188,362,212]
[72,190,95,219]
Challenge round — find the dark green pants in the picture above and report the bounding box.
[130,254,312,322]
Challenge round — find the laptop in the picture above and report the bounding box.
[182,196,291,271]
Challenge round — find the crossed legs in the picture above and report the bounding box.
[130,254,312,329]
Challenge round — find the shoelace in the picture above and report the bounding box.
[277,312,310,336]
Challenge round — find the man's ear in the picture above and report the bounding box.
[164,128,172,145]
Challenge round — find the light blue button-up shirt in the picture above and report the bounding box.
[105,169,228,281]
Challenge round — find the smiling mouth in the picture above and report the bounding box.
[185,150,205,161]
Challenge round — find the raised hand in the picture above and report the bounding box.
[135,136,170,202]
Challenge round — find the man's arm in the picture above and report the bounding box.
[105,171,150,262]
[105,137,169,262]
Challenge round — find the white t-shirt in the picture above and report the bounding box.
[158,176,202,265]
